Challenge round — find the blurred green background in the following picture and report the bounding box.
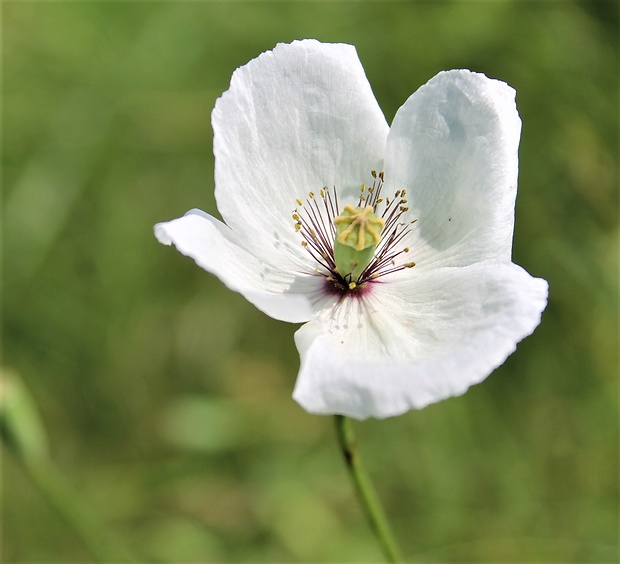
[3,1,618,562]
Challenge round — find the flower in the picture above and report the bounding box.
[155,39,548,420]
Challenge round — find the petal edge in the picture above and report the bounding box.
[155,211,318,323]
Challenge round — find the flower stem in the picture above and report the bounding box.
[334,415,404,563]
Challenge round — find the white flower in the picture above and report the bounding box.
[155,39,548,420]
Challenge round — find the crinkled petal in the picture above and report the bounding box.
[154,210,320,323]
[293,261,548,419]
[383,70,522,271]
[212,39,390,270]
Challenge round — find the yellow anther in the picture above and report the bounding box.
[379,171,384,181]
[400,206,409,212]
[361,184,366,192]
[309,192,315,198]
[301,241,307,247]
[320,189,325,198]
[371,170,377,178]
[348,282,357,290]
[334,204,385,251]
[401,189,406,196]
[292,213,299,220]
[404,247,409,252]
[405,262,416,268]
[296,199,303,206]
[295,223,302,231]
[395,190,401,198]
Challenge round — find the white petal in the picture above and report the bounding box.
[212,39,389,269]
[383,70,522,270]
[154,210,321,323]
[293,261,548,419]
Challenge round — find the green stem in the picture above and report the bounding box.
[334,415,404,563]
[1,372,136,561]
[26,461,135,563]
[14,453,136,562]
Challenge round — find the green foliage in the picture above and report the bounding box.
[3,1,617,561]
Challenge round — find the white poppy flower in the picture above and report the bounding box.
[155,39,548,420]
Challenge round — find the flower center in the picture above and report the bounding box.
[292,171,416,295]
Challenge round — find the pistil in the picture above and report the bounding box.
[333,205,384,281]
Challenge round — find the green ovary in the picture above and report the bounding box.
[333,204,384,281]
